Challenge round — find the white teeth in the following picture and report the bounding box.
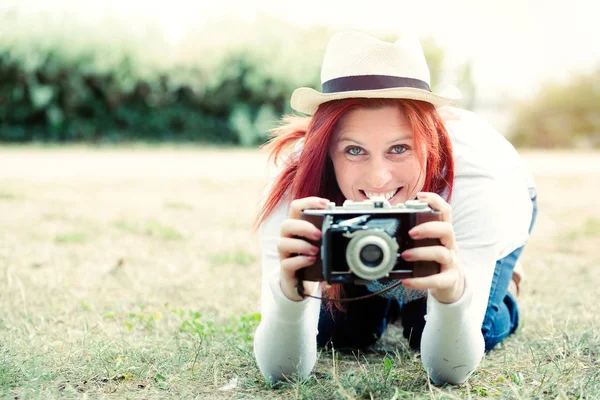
[364,188,399,200]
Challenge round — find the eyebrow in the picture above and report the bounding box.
[337,136,413,146]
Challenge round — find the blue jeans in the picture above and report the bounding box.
[317,193,538,352]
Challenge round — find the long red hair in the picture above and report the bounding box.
[254,98,454,306]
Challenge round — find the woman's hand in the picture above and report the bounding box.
[401,192,465,304]
[277,196,330,301]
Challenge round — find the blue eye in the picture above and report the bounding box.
[347,146,364,156]
[391,145,408,154]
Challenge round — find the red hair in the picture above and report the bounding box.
[254,99,454,307]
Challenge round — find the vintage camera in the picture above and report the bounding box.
[297,197,442,285]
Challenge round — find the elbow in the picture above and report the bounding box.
[258,368,311,384]
[427,364,479,386]
[253,327,315,383]
[421,335,485,386]
[254,355,314,384]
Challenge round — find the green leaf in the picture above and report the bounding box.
[30,84,54,109]
[383,356,392,372]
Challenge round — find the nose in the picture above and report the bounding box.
[367,157,393,189]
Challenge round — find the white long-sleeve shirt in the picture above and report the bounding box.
[253,108,535,385]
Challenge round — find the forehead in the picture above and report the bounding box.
[333,106,412,141]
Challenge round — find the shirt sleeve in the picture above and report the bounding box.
[419,111,510,384]
[419,174,501,384]
[420,275,486,384]
[253,197,322,382]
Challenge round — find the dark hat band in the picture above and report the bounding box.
[322,74,431,93]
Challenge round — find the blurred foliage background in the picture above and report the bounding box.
[508,68,600,148]
[0,5,598,148]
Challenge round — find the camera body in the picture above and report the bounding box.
[297,198,442,285]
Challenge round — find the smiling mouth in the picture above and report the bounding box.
[360,187,402,201]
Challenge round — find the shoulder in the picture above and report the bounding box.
[438,107,500,139]
[440,107,523,172]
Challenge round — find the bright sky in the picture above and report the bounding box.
[222,0,599,103]
[114,0,599,102]
[6,0,599,103]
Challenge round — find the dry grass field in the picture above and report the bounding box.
[0,146,599,399]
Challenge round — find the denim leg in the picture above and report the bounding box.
[481,247,523,351]
[317,284,396,349]
[397,247,527,352]
[482,195,538,351]
[399,195,538,352]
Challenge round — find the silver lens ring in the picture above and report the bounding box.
[345,229,399,280]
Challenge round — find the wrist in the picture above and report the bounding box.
[280,279,305,302]
[432,270,466,304]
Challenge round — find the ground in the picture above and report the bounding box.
[0,146,598,399]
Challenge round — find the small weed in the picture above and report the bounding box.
[154,373,169,390]
[564,217,600,239]
[163,202,194,210]
[210,250,255,266]
[475,386,490,396]
[114,219,183,241]
[0,191,19,200]
[511,371,524,386]
[222,313,261,342]
[171,309,216,338]
[55,232,89,244]
[124,306,163,331]
[382,355,393,384]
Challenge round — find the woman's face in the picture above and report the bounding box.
[329,105,426,205]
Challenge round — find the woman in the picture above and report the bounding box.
[253,31,537,385]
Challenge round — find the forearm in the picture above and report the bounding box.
[419,281,485,385]
[254,275,321,382]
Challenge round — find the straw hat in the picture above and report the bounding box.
[291,31,461,115]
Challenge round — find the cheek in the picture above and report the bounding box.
[400,157,426,195]
[334,164,351,188]
[331,158,357,194]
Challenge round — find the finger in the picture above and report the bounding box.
[280,219,322,240]
[409,221,455,248]
[403,270,457,291]
[402,246,454,266]
[416,192,452,223]
[277,237,320,259]
[280,254,318,275]
[289,197,330,220]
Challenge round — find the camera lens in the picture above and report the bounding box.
[346,230,399,281]
[359,244,384,267]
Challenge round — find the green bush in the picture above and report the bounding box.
[0,9,469,145]
[0,12,329,145]
[508,68,600,149]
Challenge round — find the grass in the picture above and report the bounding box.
[163,202,195,211]
[55,232,89,244]
[0,191,20,200]
[210,250,256,266]
[0,147,599,399]
[564,217,600,239]
[114,219,184,241]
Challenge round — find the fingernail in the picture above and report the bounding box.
[409,229,421,239]
[401,250,412,259]
[402,279,413,288]
[310,246,319,255]
[320,199,329,205]
[417,192,426,198]
[313,231,322,240]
